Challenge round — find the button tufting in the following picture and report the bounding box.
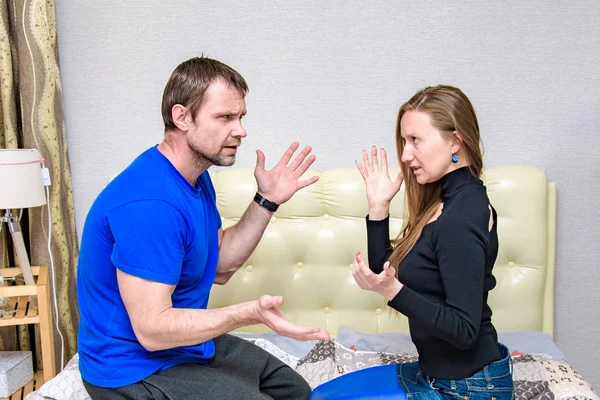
[323,307,330,314]
[323,214,330,220]
[508,261,515,267]
[375,308,382,315]
[270,216,276,223]
[246,265,253,272]
[296,262,303,268]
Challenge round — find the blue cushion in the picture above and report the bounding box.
[310,364,406,400]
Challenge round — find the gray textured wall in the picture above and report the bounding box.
[55,0,599,388]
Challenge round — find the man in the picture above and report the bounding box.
[77,57,329,399]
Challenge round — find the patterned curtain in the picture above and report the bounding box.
[0,0,79,375]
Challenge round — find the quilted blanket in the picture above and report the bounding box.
[249,339,598,400]
[25,339,598,400]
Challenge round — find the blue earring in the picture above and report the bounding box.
[451,154,459,163]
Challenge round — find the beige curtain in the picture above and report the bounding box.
[0,0,79,374]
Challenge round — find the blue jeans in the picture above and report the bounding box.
[398,344,514,400]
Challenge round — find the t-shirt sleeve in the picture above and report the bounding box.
[388,199,490,350]
[106,200,187,285]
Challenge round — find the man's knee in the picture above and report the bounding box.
[263,365,312,400]
[287,371,312,399]
[298,381,312,399]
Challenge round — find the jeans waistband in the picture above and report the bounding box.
[425,343,512,385]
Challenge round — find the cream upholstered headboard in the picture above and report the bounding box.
[207,166,556,337]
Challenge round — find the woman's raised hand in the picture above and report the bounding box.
[355,146,403,219]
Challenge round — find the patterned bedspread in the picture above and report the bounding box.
[25,338,598,400]
[252,338,599,400]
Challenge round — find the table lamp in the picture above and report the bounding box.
[0,149,47,307]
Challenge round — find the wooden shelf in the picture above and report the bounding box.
[0,267,55,398]
[0,370,44,400]
[0,296,40,327]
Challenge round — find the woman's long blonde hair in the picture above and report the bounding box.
[388,85,484,271]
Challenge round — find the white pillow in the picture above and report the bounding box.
[24,354,90,400]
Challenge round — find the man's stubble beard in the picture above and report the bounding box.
[192,146,236,168]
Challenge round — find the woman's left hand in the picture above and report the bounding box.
[352,252,403,301]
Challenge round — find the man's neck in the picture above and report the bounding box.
[157,137,210,187]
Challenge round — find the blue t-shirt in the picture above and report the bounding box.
[77,146,222,388]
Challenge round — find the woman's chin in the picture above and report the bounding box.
[415,174,428,185]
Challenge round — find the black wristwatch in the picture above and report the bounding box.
[254,192,279,212]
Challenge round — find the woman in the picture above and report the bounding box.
[312,85,513,400]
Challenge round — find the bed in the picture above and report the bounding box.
[24,166,598,399]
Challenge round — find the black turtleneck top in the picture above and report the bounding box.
[367,167,502,380]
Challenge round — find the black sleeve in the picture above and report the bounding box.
[366,215,393,274]
[387,199,490,350]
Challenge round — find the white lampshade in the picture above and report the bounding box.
[0,149,46,209]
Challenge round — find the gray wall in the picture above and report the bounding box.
[55,0,600,388]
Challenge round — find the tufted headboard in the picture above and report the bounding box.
[207,166,556,337]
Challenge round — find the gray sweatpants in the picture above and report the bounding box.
[82,334,311,400]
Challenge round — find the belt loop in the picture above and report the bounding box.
[450,380,457,390]
[483,365,494,390]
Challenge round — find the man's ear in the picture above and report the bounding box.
[172,104,190,131]
[450,130,463,154]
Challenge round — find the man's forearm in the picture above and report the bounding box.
[216,200,272,281]
[137,301,257,351]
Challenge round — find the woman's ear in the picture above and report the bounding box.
[450,130,463,154]
[172,104,190,131]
